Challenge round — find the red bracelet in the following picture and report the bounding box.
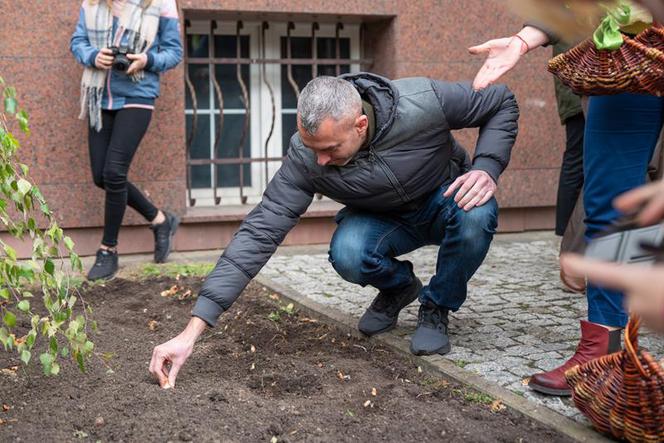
[512,34,530,54]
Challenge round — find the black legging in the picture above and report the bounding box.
[555,112,585,236]
[89,108,159,247]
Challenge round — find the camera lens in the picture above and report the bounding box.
[113,54,130,72]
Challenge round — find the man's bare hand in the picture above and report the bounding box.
[561,254,664,333]
[149,317,206,389]
[444,170,497,211]
[614,179,664,226]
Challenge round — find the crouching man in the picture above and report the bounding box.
[150,73,519,388]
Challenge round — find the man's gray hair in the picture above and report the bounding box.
[297,76,362,135]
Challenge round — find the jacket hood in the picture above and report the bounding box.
[339,72,399,146]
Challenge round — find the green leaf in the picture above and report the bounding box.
[3,311,16,328]
[70,253,82,272]
[4,245,16,261]
[63,236,74,251]
[3,86,16,98]
[0,288,9,300]
[60,347,69,358]
[4,97,16,115]
[20,349,31,365]
[39,352,53,375]
[0,327,8,348]
[19,163,29,176]
[16,110,29,134]
[50,337,58,354]
[83,340,94,353]
[76,352,85,372]
[26,331,36,348]
[44,258,54,275]
[17,300,29,312]
[50,362,60,375]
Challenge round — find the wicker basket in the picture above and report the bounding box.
[548,25,664,96]
[565,317,664,442]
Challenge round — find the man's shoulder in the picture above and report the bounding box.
[286,132,316,165]
[392,76,438,97]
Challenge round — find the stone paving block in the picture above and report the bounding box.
[508,365,538,378]
[445,346,483,364]
[504,345,542,356]
[530,351,564,361]
[534,357,568,372]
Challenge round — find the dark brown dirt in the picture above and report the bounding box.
[0,277,573,442]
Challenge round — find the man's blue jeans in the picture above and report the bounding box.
[328,184,498,311]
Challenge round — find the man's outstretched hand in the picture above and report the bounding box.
[149,317,207,389]
[444,170,497,211]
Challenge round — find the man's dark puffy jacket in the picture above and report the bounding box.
[192,73,519,326]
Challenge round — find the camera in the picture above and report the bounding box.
[109,46,133,73]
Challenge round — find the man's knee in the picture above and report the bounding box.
[328,234,368,284]
[456,199,498,242]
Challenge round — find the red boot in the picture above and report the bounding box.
[528,320,622,396]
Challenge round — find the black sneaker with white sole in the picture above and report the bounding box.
[151,211,180,263]
[86,248,119,281]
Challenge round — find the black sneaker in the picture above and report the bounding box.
[87,249,119,281]
[358,277,422,336]
[151,211,180,263]
[410,303,451,356]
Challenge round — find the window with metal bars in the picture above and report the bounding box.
[184,20,362,207]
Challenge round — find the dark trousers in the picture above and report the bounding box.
[89,108,158,248]
[556,112,585,236]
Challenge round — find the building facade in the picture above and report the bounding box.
[0,1,564,257]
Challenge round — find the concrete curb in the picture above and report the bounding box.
[255,274,611,443]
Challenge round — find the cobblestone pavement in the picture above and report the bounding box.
[260,232,664,422]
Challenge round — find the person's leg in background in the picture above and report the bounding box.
[557,112,587,293]
[87,108,179,281]
[584,94,663,327]
[556,112,585,237]
[100,108,155,248]
[89,110,168,236]
[530,93,664,396]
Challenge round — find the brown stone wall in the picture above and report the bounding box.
[0,0,562,234]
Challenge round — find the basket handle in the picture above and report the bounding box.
[624,316,649,378]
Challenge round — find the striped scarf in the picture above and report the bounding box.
[79,0,163,131]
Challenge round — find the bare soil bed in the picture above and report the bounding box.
[0,276,572,442]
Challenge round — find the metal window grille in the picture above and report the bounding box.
[184,20,370,207]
